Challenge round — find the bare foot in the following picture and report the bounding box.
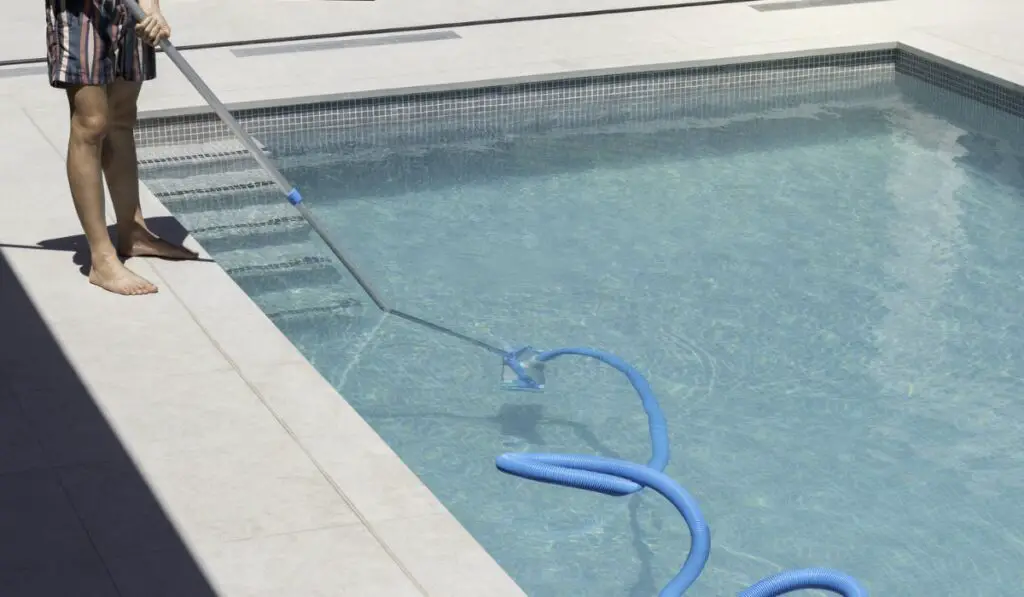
[88,255,159,296]
[118,224,199,261]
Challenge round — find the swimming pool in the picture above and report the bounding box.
[139,50,1024,596]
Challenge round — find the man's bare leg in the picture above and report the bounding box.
[65,85,157,295]
[104,81,197,261]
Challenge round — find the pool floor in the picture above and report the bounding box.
[145,78,1024,596]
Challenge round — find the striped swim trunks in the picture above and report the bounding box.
[45,0,157,88]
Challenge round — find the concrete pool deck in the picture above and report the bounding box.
[2,0,1023,594]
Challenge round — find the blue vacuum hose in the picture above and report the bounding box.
[497,347,867,597]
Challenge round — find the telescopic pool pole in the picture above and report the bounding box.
[120,0,508,356]
[121,0,391,312]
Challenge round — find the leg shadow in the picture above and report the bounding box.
[0,215,212,277]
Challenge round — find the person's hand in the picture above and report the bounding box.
[135,0,171,47]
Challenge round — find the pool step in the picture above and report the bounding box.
[172,201,310,251]
[215,238,354,290]
[145,167,276,199]
[136,143,368,325]
[188,211,306,238]
[155,183,284,216]
[216,240,327,272]
[252,285,364,323]
[145,166,286,217]
[137,137,270,167]
[138,138,289,219]
[226,254,344,291]
[210,236,361,323]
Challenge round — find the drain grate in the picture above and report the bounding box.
[0,65,47,79]
[231,30,460,58]
[753,0,892,11]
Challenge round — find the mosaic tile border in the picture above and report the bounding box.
[893,48,1024,142]
[134,47,1024,152]
[135,49,897,149]
[895,49,1024,118]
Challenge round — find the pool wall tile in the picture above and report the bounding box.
[896,49,1024,118]
[135,50,897,150]
[135,48,1024,153]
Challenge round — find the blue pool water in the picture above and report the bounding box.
[146,74,1024,596]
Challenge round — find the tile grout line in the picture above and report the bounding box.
[150,260,434,597]
[9,383,129,596]
[51,471,132,597]
[21,105,67,160]
[21,104,143,229]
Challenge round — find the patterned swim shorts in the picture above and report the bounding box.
[45,0,157,88]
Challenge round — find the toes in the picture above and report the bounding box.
[130,280,159,295]
[99,275,158,296]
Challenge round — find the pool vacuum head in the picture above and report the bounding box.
[501,347,546,391]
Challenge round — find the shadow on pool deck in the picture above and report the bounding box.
[0,216,213,278]
[0,248,218,596]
